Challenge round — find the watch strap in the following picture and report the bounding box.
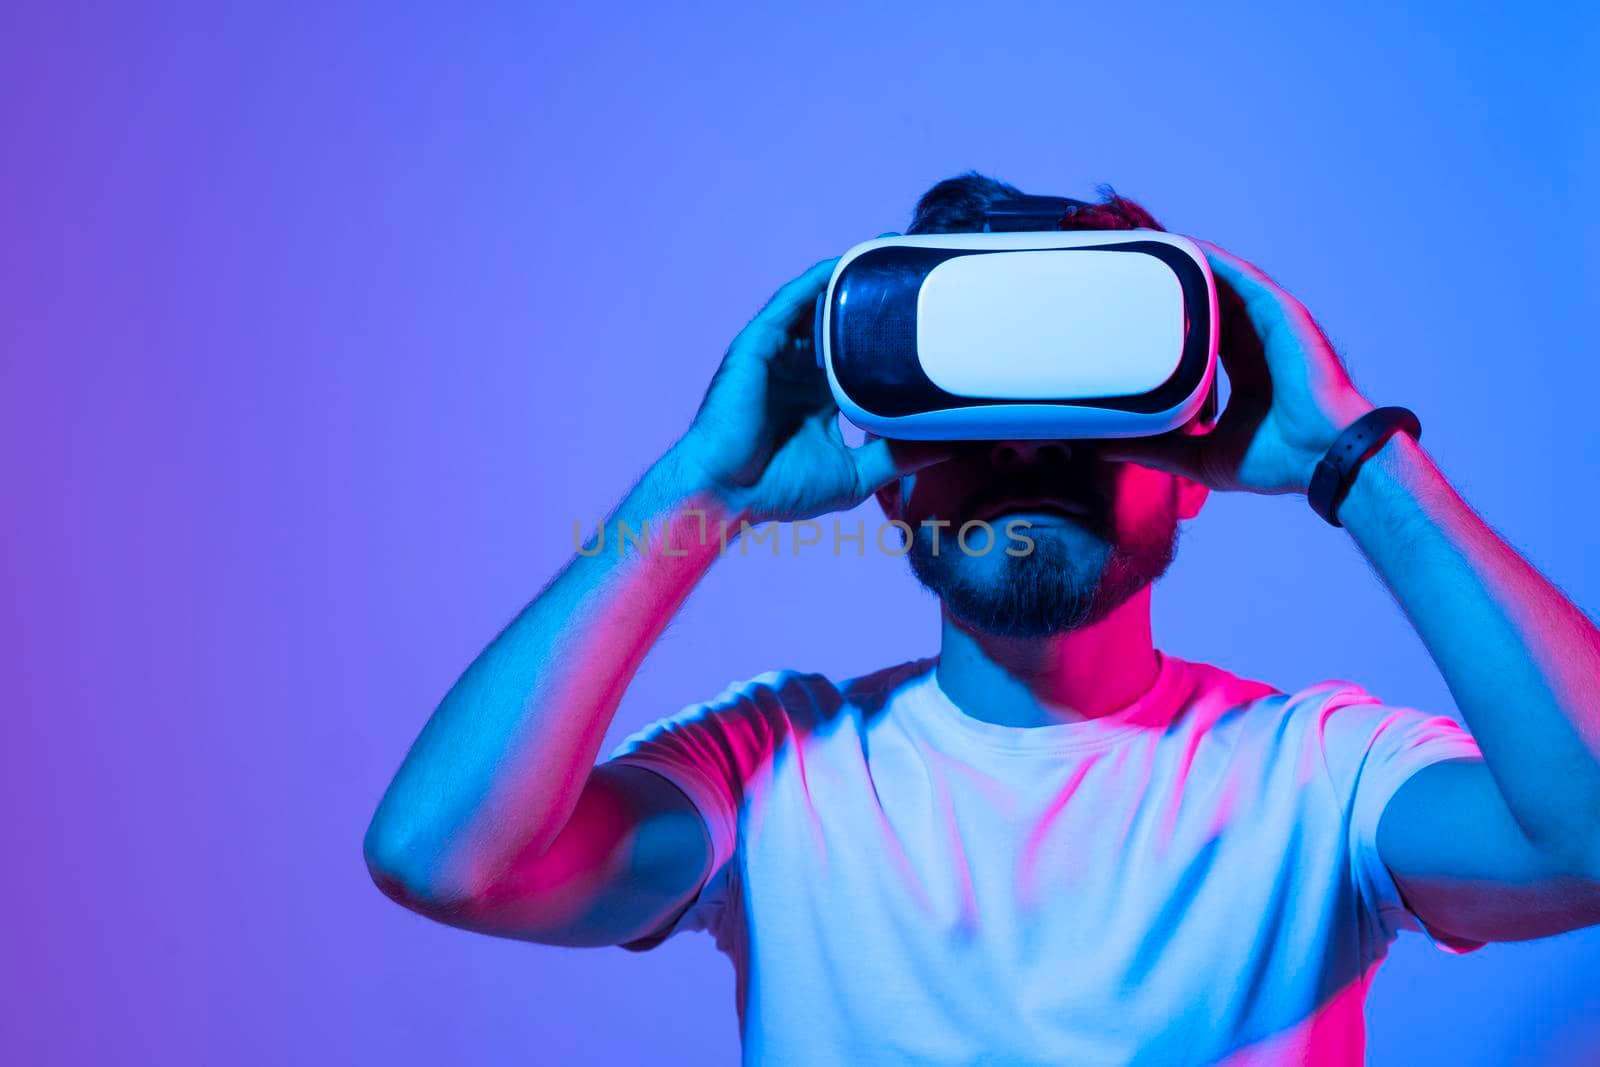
[1307,406,1422,527]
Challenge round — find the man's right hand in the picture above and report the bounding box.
[670,258,950,525]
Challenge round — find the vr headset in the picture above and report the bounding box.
[815,195,1219,440]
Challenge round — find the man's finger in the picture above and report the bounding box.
[1197,240,1314,352]
[849,438,954,498]
[751,257,840,333]
[1197,240,1285,310]
[1096,433,1207,482]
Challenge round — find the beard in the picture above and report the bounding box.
[906,512,1179,639]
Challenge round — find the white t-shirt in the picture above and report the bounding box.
[606,652,1483,1066]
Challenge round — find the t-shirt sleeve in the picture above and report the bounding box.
[1311,683,1486,955]
[601,672,798,951]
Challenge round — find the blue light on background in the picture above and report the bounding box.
[5,3,1596,1063]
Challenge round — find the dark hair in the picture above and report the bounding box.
[907,171,1164,235]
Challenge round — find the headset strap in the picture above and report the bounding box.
[981,195,1092,232]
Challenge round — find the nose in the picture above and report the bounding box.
[989,440,1072,470]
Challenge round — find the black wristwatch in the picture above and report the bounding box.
[1306,406,1422,527]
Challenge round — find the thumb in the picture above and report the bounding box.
[1097,433,1207,481]
[849,438,953,498]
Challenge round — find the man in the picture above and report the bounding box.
[364,174,1600,1065]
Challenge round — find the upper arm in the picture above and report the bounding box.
[1378,757,1600,943]
[440,761,715,948]
[422,675,794,949]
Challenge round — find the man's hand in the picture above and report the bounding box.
[1105,240,1600,943]
[672,258,949,524]
[1102,242,1377,495]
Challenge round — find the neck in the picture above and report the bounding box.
[935,586,1160,728]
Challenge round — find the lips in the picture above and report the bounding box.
[973,494,1096,523]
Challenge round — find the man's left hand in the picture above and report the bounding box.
[1102,242,1377,495]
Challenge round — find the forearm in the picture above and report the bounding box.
[365,444,736,901]
[1339,432,1600,872]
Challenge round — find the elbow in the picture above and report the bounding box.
[363,816,571,939]
[363,813,477,917]
[362,816,414,897]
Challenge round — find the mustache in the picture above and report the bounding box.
[952,458,1110,525]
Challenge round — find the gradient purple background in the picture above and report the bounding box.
[6,3,1598,1064]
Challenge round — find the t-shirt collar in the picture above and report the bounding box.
[898,650,1193,755]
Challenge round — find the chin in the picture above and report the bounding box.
[903,510,1180,638]
[908,526,1115,637]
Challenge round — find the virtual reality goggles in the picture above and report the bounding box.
[814,196,1219,440]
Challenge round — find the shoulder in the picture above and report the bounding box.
[1170,656,1401,753]
[1264,671,1451,754]
[1178,656,1392,727]
[725,658,936,725]
[1189,661,1479,787]
[611,659,931,756]
[837,657,937,717]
